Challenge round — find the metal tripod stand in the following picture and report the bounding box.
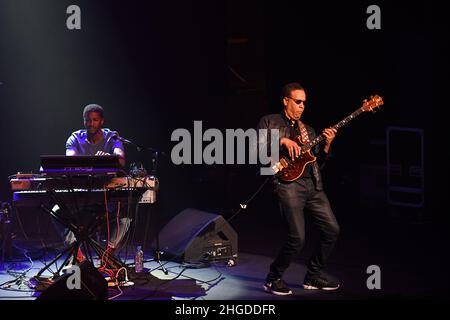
[141,152,167,274]
[115,135,168,275]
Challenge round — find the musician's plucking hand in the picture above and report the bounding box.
[280,137,301,160]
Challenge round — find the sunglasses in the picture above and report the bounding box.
[287,97,306,105]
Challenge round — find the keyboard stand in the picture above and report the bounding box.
[32,176,135,281]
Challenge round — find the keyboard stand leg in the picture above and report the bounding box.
[35,243,75,278]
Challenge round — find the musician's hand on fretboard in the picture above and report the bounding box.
[322,128,337,153]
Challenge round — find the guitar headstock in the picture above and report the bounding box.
[361,95,384,113]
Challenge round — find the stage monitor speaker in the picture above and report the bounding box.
[155,208,238,263]
[37,260,108,300]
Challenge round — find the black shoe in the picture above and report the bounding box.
[263,279,293,296]
[303,274,340,291]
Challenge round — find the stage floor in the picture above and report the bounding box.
[0,249,438,300]
[2,205,450,300]
[1,251,345,300]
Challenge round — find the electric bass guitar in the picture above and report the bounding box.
[273,95,384,182]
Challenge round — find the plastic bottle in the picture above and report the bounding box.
[135,246,144,273]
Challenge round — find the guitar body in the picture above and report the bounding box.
[277,149,316,182]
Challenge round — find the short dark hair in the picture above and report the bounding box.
[83,104,104,119]
[281,82,305,99]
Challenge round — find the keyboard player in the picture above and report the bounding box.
[56,104,130,271]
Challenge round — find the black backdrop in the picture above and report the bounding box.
[0,1,448,235]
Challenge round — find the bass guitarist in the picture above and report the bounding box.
[258,82,340,295]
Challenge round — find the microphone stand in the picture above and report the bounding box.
[115,135,168,275]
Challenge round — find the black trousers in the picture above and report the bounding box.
[267,178,340,281]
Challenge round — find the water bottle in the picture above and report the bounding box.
[135,246,144,273]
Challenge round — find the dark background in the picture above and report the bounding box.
[1,0,448,297]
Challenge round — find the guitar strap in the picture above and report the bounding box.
[297,120,310,144]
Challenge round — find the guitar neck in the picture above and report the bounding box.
[303,107,364,151]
